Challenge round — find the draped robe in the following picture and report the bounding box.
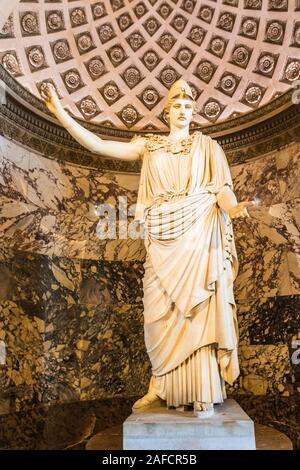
[133,131,239,406]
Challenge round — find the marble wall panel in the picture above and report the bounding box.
[0,397,134,450]
[79,259,144,304]
[246,294,300,396]
[11,251,82,307]
[0,300,45,412]
[49,166,144,260]
[54,218,145,261]
[0,246,148,409]
[0,406,48,450]
[230,153,282,207]
[2,244,145,306]
[0,139,57,254]
[79,303,151,401]
[276,142,300,202]
[233,295,300,397]
[42,303,81,404]
[284,198,300,294]
[248,296,300,346]
[236,295,300,346]
[231,142,300,300]
[51,230,145,261]
[100,237,146,262]
[0,247,15,302]
[238,345,293,396]
[0,136,30,187]
[232,201,299,300]
[0,137,145,261]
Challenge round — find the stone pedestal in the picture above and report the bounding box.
[123,399,256,450]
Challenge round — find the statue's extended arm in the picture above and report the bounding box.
[217,185,254,219]
[40,83,145,161]
[217,185,237,211]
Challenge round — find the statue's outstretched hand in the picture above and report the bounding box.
[40,82,61,115]
[229,200,255,219]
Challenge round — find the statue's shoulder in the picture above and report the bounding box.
[130,132,156,138]
[130,133,160,160]
[203,133,213,143]
[130,133,156,144]
[194,131,212,142]
[138,133,166,152]
[205,135,224,153]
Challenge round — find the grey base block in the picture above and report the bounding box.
[123,399,256,450]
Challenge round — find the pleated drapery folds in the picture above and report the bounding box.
[149,346,227,407]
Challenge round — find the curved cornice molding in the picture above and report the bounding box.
[0,65,299,172]
[0,64,296,137]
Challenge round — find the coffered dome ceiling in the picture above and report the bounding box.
[0,0,299,132]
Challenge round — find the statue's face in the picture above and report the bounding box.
[168,98,194,129]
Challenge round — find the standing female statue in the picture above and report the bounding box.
[41,79,253,417]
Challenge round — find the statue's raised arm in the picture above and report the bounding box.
[40,83,145,161]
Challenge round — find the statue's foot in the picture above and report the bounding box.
[193,401,214,418]
[132,391,161,413]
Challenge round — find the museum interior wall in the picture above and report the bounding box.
[0,0,299,450]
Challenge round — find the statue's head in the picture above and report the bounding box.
[163,79,197,128]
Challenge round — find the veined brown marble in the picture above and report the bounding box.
[0,300,44,412]
[0,136,145,261]
[230,153,282,207]
[79,303,150,402]
[276,143,300,202]
[230,143,300,300]
[233,202,299,300]
[238,345,293,396]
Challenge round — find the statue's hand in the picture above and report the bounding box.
[229,200,255,219]
[40,82,61,115]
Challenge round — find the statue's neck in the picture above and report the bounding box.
[167,127,190,141]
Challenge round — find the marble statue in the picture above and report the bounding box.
[41,79,254,418]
